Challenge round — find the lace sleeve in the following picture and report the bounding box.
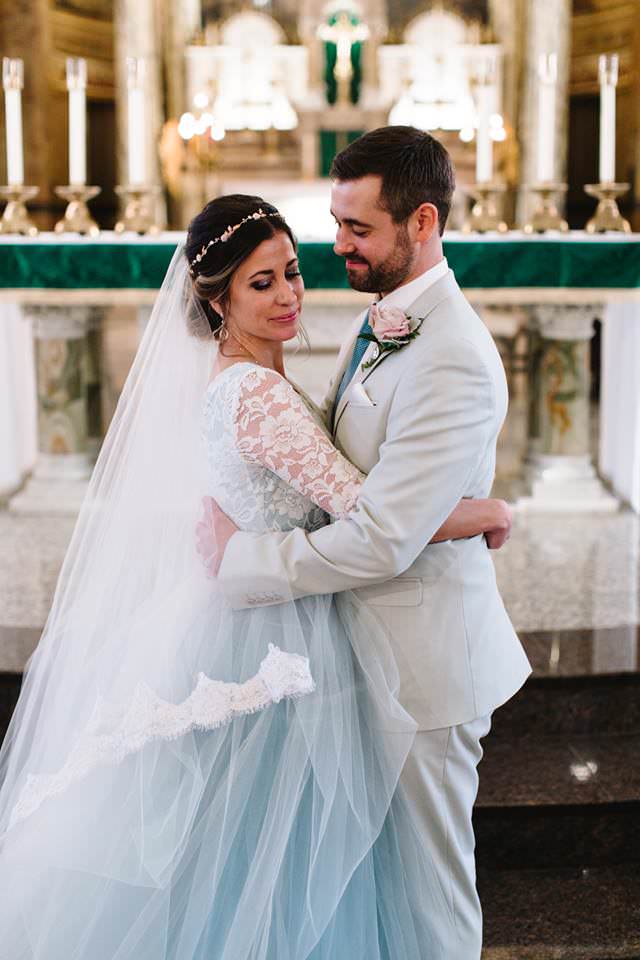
[232,367,364,519]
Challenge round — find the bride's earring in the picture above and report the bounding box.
[214,308,228,342]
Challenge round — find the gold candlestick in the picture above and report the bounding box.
[114,184,162,235]
[523,183,569,233]
[0,185,39,235]
[462,183,508,234]
[584,182,631,233]
[54,185,101,235]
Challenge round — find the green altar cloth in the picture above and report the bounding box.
[0,235,639,290]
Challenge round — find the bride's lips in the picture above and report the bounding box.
[271,309,298,323]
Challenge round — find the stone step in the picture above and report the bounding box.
[492,672,640,739]
[480,863,640,959]
[475,732,640,870]
[492,627,640,739]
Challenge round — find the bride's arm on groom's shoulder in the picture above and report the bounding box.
[233,366,365,519]
[217,342,504,607]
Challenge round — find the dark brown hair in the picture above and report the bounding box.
[329,126,455,236]
[185,195,297,339]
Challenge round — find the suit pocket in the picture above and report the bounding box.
[356,578,423,607]
[405,540,458,583]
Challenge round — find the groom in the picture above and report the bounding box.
[208,126,531,958]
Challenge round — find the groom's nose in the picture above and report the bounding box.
[334,226,356,258]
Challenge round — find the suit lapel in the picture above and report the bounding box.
[333,270,459,435]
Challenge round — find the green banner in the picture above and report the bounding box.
[0,239,638,290]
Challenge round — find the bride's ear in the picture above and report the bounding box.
[209,301,224,321]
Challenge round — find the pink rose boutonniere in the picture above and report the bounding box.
[360,303,425,371]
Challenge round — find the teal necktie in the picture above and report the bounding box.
[332,309,372,427]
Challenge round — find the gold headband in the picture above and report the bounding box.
[189,208,284,270]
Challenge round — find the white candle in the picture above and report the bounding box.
[598,54,617,184]
[475,82,493,183]
[536,53,557,184]
[66,58,87,186]
[127,58,146,186]
[2,58,24,187]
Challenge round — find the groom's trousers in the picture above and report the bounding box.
[396,713,492,960]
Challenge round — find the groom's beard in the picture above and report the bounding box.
[344,226,415,294]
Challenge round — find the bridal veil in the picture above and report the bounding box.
[0,245,451,959]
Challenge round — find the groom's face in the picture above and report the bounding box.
[331,175,416,295]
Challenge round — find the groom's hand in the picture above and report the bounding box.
[195,496,239,578]
[431,497,512,548]
[485,499,512,550]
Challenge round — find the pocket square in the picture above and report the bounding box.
[348,382,377,407]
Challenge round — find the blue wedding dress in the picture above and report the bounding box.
[0,359,452,959]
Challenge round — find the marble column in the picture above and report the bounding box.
[160,0,201,227]
[161,0,201,121]
[114,0,167,226]
[10,306,95,515]
[488,0,521,145]
[518,305,618,512]
[0,303,36,497]
[84,307,106,460]
[359,2,387,103]
[515,0,571,225]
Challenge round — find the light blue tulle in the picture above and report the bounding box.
[0,248,456,957]
[0,588,453,959]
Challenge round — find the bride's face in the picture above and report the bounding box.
[221,232,304,344]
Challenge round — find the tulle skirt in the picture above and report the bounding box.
[0,578,453,959]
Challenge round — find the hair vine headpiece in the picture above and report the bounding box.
[189,208,284,270]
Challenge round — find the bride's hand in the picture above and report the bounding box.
[196,496,239,577]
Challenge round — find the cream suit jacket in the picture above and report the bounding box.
[218,270,532,730]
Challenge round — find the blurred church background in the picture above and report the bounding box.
[0,1,639,956]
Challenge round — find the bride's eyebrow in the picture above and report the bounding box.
[248,258,298,280]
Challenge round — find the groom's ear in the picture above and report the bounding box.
[413,203,439,242]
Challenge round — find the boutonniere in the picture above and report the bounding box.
[360,303,425,371]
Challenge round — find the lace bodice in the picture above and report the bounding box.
[202,362,364,534]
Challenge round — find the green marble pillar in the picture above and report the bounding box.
[519,304,618,512]
[10,306,100,515]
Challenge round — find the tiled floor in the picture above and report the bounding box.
[492,510,640,633]
[0,507,638,672]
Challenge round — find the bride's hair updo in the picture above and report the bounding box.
[185,195,298,340]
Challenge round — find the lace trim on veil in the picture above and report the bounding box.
[8,644,314,830]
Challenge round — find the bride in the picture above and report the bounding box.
[0,195,508,959]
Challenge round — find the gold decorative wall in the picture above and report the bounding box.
[568,0,640,228]
[0,0,116,229]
